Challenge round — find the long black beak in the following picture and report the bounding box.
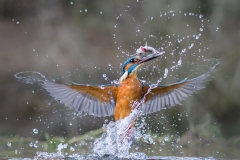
[137,51,164,64]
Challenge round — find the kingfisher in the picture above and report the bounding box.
[40,45,211,122]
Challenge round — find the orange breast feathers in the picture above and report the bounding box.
[114,74,142,121]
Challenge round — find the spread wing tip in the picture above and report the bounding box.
[41,79,116,117]
[141,70,213,114]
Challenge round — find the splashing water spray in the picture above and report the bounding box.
[14,43,218,159]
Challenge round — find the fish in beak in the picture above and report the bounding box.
[137,50,164,64]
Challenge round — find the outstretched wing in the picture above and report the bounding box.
[42,79,117,117]
[140,72,210,114]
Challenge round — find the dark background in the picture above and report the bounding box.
[0,0,239,142]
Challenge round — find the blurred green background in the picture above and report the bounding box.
[0,0,239,151]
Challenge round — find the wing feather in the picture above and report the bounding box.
[141,72,209,114]
[42,79,117,117]
[170,91,178,104]
[174,89,182,102]
[168,91,174,107]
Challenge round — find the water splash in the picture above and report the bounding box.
[93,109,141,158]
[34,152,64,159]
[14,71,47,85]
[92,74,163,158]
[163,68,168,78]
[112,4,217,85]
[56,143,68,153]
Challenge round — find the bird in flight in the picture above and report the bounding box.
[34,45,211,122]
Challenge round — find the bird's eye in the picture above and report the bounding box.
[130,59,134,62]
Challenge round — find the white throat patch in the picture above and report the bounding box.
[118,64,142,84]
[119,71,128,83]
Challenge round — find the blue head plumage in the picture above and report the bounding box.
[121,57,138,75]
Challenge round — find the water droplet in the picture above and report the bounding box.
[70,146,75,151]
[164,136,169,141]
[33,128,38,134]
[7,142,11,147]
[163,68,168,78]
[216,27,219,31]
[199,14,203,19]
[69,122,72,125]
[29,142,33,147]
[157,78,162,84]
[12,19,14,21]
[178,58,182,65]
[32,90,34,93]
[150,84,157,89]
[27,102,29,104]
[34,143,38,148]
[70,1,73,4]
[85,9,87,12]
[100,85,105,89]
[100,12,102,14]
[79,10,82,12]
[16,21,19,24]
[200,28,203,31]
[150,17,153,20]
[188,43,194,49]
[33,49,35,51]
[102,74,106,78]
